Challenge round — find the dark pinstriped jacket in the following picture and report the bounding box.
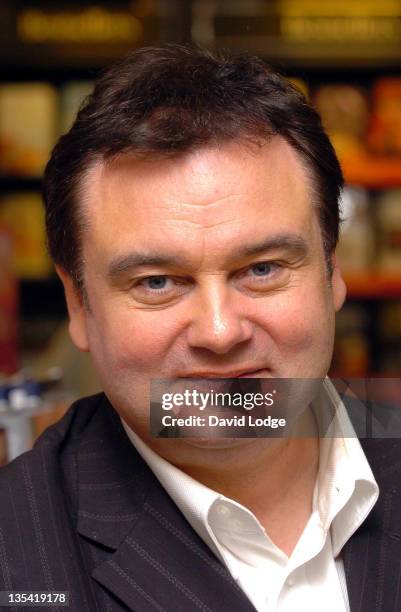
[0,393,400,611]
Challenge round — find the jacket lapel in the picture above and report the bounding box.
[76,396,255,611]
[343,438,401,612]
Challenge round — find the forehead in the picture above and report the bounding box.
[81,138,318,265]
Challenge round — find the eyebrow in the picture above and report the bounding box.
[107,233,309,279]
[236,234,308,259]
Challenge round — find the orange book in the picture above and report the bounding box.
[0,223,18,375]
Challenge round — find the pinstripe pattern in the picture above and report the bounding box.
[126,537,214,611]
[142,502,234,583]
[342,438,401,612]
[21,461,55,591]
[0,393,400,611]
[0,528,12,589]
[107,560,167,611]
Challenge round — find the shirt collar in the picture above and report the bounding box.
[319,379,379,556]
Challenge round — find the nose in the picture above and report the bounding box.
[186,282,253,354]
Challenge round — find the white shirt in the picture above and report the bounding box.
[122,379,379,611]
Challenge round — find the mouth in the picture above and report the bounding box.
[179,368,270,379]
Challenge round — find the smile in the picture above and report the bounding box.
[179,368,270,379]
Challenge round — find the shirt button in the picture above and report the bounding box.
[286,575,295,587]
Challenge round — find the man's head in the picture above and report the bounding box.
[43,45,346,453]
[44,44,343,288]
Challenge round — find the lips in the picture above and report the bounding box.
[237,368,269,378]
[179,368,269,379]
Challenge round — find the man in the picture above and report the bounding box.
[0,45,400,612]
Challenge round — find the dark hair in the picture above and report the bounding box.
[43,44,343,288]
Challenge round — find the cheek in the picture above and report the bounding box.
[257,287,335,352]
[86,306,184,374]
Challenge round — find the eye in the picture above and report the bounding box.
[130,275,189,305]
[250,262,275,276]
[143,276,170,290]
[238,260,288,293]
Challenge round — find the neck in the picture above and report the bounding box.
[184,436,318,505]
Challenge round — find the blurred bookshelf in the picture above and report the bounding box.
[0,0,401,400]
[343,155,401,189]
[344,273,401,299]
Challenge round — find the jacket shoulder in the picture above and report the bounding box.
[0,391,104,485]
[2,391,101,460]
[0,393,105,590]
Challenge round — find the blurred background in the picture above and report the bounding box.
[1,0,401,463]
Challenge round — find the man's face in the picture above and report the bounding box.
[59,137,346,451]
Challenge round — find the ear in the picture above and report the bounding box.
[56,265,89,352]
[330,252,347,312]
